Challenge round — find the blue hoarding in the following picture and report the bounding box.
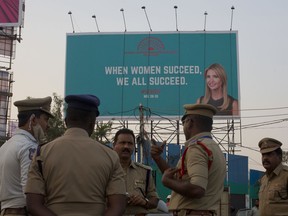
[228,154,249,194]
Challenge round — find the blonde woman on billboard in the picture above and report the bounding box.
[196,63,239,116]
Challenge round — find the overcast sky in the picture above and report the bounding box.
[10,0,288,171]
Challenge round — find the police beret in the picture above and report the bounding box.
[258,137,282,154]
[65,94,100,116]
[14,96,53,118]
[181,104,217,121]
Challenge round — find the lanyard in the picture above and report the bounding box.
[180,136,212,178]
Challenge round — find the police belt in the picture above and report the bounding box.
[2,207,27,215]
[125,214,146,216]
[172,209,214,216]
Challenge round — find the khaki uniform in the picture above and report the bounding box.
[169,132,226,215]
[25,128,126,216]
[0,212,26,216]
[124,161,159,215]
[259,163,288,216]
[0,208,27,216]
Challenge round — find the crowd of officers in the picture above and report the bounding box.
[0,94,287,216]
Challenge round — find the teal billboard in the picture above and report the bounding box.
[65,31,239,119]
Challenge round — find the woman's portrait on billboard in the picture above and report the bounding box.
[196,63,239,116]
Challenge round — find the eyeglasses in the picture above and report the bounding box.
[181,118,193,125]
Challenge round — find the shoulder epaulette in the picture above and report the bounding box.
[135,162,152,170]
[187,139,197,147]
[259,174,265,181]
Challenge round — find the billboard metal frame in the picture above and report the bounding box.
[0,27,20,70]
[96,118,242,154]
[0,70,13,144]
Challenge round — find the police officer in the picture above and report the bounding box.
[249,199,259,216]
[258,137,288,216]
[151,104,226,216]
[25,94,127,216]
[0,96,53,216]
[113,128,159,216]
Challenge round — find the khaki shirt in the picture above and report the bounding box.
[25,128,126,216]
[124,161,159,215]
[169,132,226,212]
[259,163,288,216]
